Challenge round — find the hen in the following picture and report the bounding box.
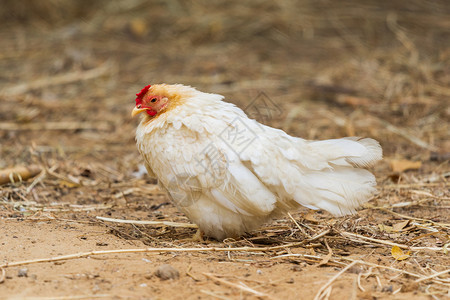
[132,84,382,240]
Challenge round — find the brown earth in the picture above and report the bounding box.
[0,1,449,299]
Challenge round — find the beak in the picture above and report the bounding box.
[131,107,147,117]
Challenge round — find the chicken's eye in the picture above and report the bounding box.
[150,98,157,103]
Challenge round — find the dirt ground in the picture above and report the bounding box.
[0,1,449,299]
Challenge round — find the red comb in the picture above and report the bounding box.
[135,84,151,104]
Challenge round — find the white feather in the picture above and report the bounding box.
[135,84,383,239]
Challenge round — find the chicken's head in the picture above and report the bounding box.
[132,84,169,117]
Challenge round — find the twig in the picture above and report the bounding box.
[373,116,438,151]
[25,169,47,194]
[381,182,443,189]
[0,239,324,269]
[203,272,272,298]
[415,268,450,283]
[102,222,139,241]
[112,186,160,199]
[340,259,448,286]
[186,265,201,282]
[96,217,332,239]
[313,261,358,300]
[341,232,444,251]
[369,207,450,228]
[30,204,113,212]
[320,286,332,300]
[1,63,112,96]
[25,165,57,195]
[131,224,178,248]
[305,229,331,243]
[287,212,311,238]
[357,271,366,292]
[392,287,402,295]
[45,168,80,186]
[273,254,449,286]
[374,275,382,288]
[96,216,198,228]
[200,290,231,300]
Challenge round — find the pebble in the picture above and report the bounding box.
[290,265,303,272]
[154,264,179,280]
[18,268,28,277]
[382,285,393,293]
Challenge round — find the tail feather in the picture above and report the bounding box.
[344,138,382,168]
[293,137,382,215]
[310,137,382,168]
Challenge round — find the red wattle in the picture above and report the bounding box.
[147,109,157,116]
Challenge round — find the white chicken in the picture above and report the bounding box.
[132,84,382,240]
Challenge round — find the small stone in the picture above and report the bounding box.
[382,285,393,293]
[286,278,294,284]
[154,264,179,280]
[87,274,99,279]
[256,269,262,275]
[18,268,28,277]
[290,265,303,272]
[348,265,364,274]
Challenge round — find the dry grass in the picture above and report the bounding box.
[0,0,449,299]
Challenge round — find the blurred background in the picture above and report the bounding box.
[0,0,448,174]
[0,2,448,297]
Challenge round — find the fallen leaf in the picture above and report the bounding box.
[304,211,319,223]
[59,180,80,188]
[129,18,148,39]
[391,246,411,261]
[392,220,410,232]
[379,224,394,233]
[318,241,333,266]
[390,159,422,173]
